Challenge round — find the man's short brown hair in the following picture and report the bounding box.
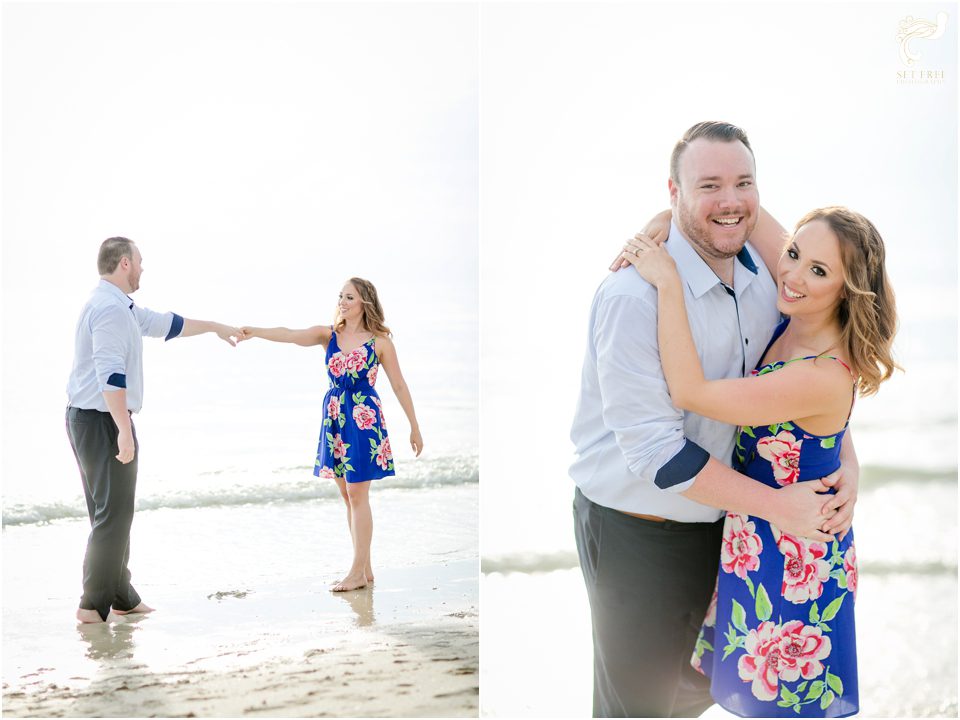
[670,121,754,185]
[97,237,136,275]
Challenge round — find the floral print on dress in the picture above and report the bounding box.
[314,333,395,483]
[773,528,831,604]
[843,545,858,600]
[693,317,857,718]
[757,430,803,486]
[721,513,764,579]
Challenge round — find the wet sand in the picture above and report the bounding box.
[3,486,479,718]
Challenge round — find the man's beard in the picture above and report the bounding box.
[675,199,753,261]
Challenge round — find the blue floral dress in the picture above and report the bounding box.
[692,320,859,718]
[314,332,394,483]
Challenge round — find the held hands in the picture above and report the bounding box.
[236,327,257,343]
[116,429,135,464]
[215,324,243,347]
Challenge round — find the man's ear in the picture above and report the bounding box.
[668,178,679,208]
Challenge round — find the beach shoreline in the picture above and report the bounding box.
[3,561,478,718]
[3,485,479,718]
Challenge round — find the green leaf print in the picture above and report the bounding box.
[826,670,844,696]
[338,415,346,429]
[370,438,378,449]
[819,436,837,449]
[796,681,808,694]
[820,690,836,709]
[323,418,332,428]
[780,686,800,705]
[731,600,748,634]
[804,680,825,701]
[740,425,756,438]
[744,576,756,599]
[821,593,846,622]
[809,601,820,624]
[721,642,739,661]
[343,462,355,472]
[782,422,794,431]
[836,572,848,589]
[326,432,335,442]
[353,391,367,404]
[755,583,773,622]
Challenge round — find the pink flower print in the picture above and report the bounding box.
[375,437,393,470]
[345,347,368,374]
[720,513,764,579]
[352,403,377,431]
[756,431,803,486]
[774,529,830,604]
[317,466,336,479]
[367,363,378,387]
[737,621,782,701]
[328,353,347,378]
[844,545,858,599]
[691,651,704,675]
[776,620,832,682]
[332,434,347,459]
[703,577,719,628]
[327,395,341,420]
[372,396,387,430]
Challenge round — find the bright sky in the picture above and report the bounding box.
[479,1,957,553]
[1,2,479,480]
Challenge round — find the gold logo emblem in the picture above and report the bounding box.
[897,12,949,66]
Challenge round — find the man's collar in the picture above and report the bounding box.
[98,278,135,309]
[667,221,760,299]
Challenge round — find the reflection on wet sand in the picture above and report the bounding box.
[335,586,376,627]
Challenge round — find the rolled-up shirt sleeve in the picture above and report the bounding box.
[594,292,709,493]
[90,304,130,392]
[133,306,183,340]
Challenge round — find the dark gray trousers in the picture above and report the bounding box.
[66,407,142,621]
[573,488,722,718]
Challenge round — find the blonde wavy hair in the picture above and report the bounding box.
[793,207,900,396]
[333,277,392,337]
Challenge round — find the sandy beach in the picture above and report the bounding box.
[3,485,479,718]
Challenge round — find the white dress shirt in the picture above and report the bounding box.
[569,222,780,522]
[66,279,182,413]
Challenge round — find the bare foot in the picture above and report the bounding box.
[331,573,368,592]
[112,602,155,615]
[76,608,105,624]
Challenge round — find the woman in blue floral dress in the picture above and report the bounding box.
[621,207,899,717]
[238,277,423,592]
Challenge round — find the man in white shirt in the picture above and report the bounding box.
[569,122,857,717]
[66,237,240,624]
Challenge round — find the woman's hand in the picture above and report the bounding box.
[410,428,423,457]
[620,233,679,288]
[609,209,671,271]
[236,327,257,342]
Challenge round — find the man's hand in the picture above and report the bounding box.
[215,324,242,347]
[818,467,858,541]
[116,429,135,464]
[767,480,837,542]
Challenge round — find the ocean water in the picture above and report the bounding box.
[2,302,478,526]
